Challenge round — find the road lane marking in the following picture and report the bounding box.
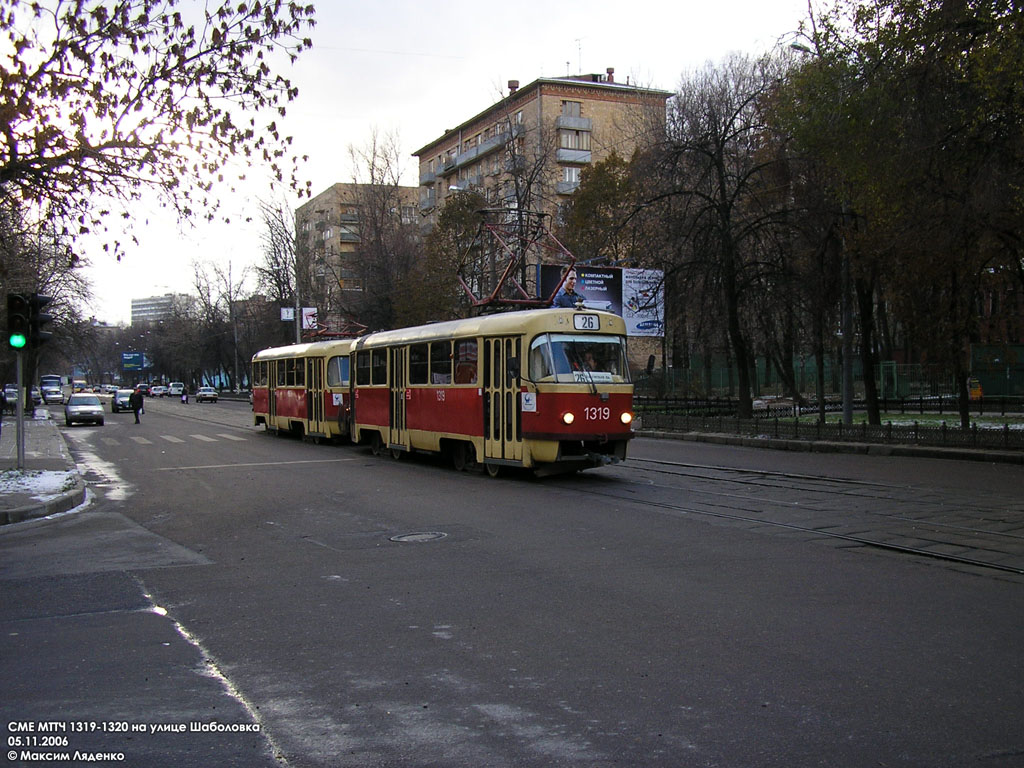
[190,434,217,442]
[215,433,247,441]
[161,435,186,443]
[155,457,361,471]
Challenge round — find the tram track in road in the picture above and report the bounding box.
[626,457,1024,533]
[592,457,1024,577]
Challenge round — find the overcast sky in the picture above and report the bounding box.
[83,0,812,325]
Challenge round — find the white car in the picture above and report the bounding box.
[41,385,64,404]
[167,382,185,397]
[195,386,218,403]
[64,393,105,426]
[150,385,168,397]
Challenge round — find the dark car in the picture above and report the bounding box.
[64,393,105,426]
[111,389,133,413]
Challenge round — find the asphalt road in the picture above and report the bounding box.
[2,397,1022,767]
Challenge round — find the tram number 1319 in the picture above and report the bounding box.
[584,406,611,420]
[573,313,600,330]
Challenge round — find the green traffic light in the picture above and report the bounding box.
[8,332,27,349]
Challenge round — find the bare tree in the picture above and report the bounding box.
[0,0,315,256]
[338,131,420,331]
[649,54,792,417]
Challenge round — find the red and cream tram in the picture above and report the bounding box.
[251,338,354,442]
[251,308,634,474]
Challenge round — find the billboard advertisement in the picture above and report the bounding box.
[537,265,664,337]
[121,351,144,371]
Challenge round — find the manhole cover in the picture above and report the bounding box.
[389,532,447,543]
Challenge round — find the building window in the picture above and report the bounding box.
[562,100,582,117]
[560,130,591,150]
[340,268,364,292]
[563,167,581,184]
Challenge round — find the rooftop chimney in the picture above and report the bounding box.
[508,79,519,95]
[606,67,615,83]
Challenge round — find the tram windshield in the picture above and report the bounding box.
[528,333,630,384]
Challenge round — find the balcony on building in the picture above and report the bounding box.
[557,148,592,164]
[556,116,593,132]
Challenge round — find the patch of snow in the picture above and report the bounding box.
[0,469,77,501]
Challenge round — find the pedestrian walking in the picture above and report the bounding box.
[129,387,144,424]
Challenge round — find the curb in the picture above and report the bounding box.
[637,429,1024,465]
[0,475,87,526]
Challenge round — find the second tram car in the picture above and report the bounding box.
[251,308,634,474]
[251,339,354,442]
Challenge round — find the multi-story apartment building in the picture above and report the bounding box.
[413,68,671,225]
[295,182,419,331]
[130,293,187,325]
[295,183,418,291]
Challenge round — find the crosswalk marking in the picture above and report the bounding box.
[89,432,249,446]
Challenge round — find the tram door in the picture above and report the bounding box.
[389,347,407,449]
[268,361,278,423]
[483,336,522,463]
[307,357,325,436]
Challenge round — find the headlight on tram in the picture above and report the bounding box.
[620,412,633,425]
[561,411,575,425]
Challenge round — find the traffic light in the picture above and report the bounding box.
[6,293,29,349]
[29,294,53,348]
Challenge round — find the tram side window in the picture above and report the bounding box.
[409,344,429,385]
[430,341,451,384]
[356,351,371,385]
[371,349,388,385]
[277,360,286,386]
[284,358,304,387]
[454,340,477,384]
[253,361,266,387]
[327,355,349,387]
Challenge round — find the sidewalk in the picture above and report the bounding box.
[0,411,86,525]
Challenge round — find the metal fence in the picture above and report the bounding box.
[632,356,1024,400]
[635,394,1024,418]
[637,410,1024,451]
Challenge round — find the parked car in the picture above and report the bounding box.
[150,385,168,397]
[195,386,218,403]
[136,383,151,396]
[111,389,133,413]
[64,393,105,426]
[167,382,185,397]
[103,384,119,394]
[2,385,16,412]
[30,386,42,405]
